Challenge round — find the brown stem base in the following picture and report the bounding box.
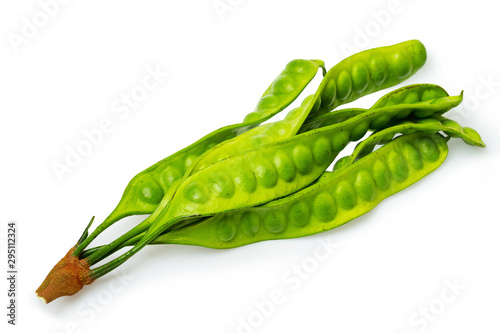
[36,246,94,304]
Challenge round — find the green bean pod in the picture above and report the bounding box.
[313,40,427,116]
[187,41,426,176]
[81,92,466,265]
[89,97,458,277]
[300,84,455,133]
[340,115,486,167]
[150,98,462,230]
[83,119,482,256]
[82,117,484,267]
[147,132,448,248]
[187,94,321,174]
[242,60,326,123]
[109,59,324,219]
[370,83,448,109]
[81,84,458,261]
[73,59,324,256]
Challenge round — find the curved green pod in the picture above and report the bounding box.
[107,59,325,220]
[88,98,457,276]
[188,41,427,176]
[370,83,448,109]
[187,94,321,174]
[147,132,449,248]
[77,40,427,256]
[312,40,427,117]
[340,115,486,167]
[299,84,456,133]
[73,59,324,256]
[149,97,463,230]
[80,92,466,264]
[81,118,482,258]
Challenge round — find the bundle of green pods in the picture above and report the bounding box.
[36,40,485,303]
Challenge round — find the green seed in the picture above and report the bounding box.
[350,121,369,141]
[240,212,260,236]
[160,165,183,187]
[217,218,236,242]
[293,145,314,175]
[234,168,257,193]
[336,70,352,101]
[331,131,350,151]
[209,171,235,198]
[403,91,419,104]
[415,137,440,162]
[288,201,311,227]
[253,159,278,188]
[313,192,337,222]
[320,79,337,110]
[271,75,296,95]
[139,183,164,205]
[312,137,332,166]
[391,52,412,79]
[351,63,369,93]
[354,170,376,202]
[369,54,388,85]
[264,211,286,233]
[372,159,391,190]
[402,143,423,170]
[184,182,209,204]
[387,150,408,182]
[274,151,296,182]
[335,180,357,210]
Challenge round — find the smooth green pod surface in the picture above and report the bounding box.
[150,97,462,234]
[88,98,448,276]
[312,40,427,116]
[109,59,325,220]
[189,41,427,176]
[188,94,321,174]
[338,116,485,170]
[149,132,448,248]
[300,84,458,133]
[81,92,472,265]
[73,59,324,256]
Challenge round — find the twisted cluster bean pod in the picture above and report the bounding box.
[73,59,324,256]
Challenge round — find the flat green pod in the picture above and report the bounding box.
[74,59,324,256]
[328,116,485,177]
[149,132,448,248]
[155,100,465,229]
[299,84,459,133]
[87,97,456,277]
[80,96,475,266]
[189,41,428,176]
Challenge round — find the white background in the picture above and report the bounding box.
[1,1,499,332]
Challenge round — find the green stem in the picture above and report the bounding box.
[81,230,147,261]
[89,226,164,279]
[76,216,95,246]
[72,209,126,257]
[85,218,152,265]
